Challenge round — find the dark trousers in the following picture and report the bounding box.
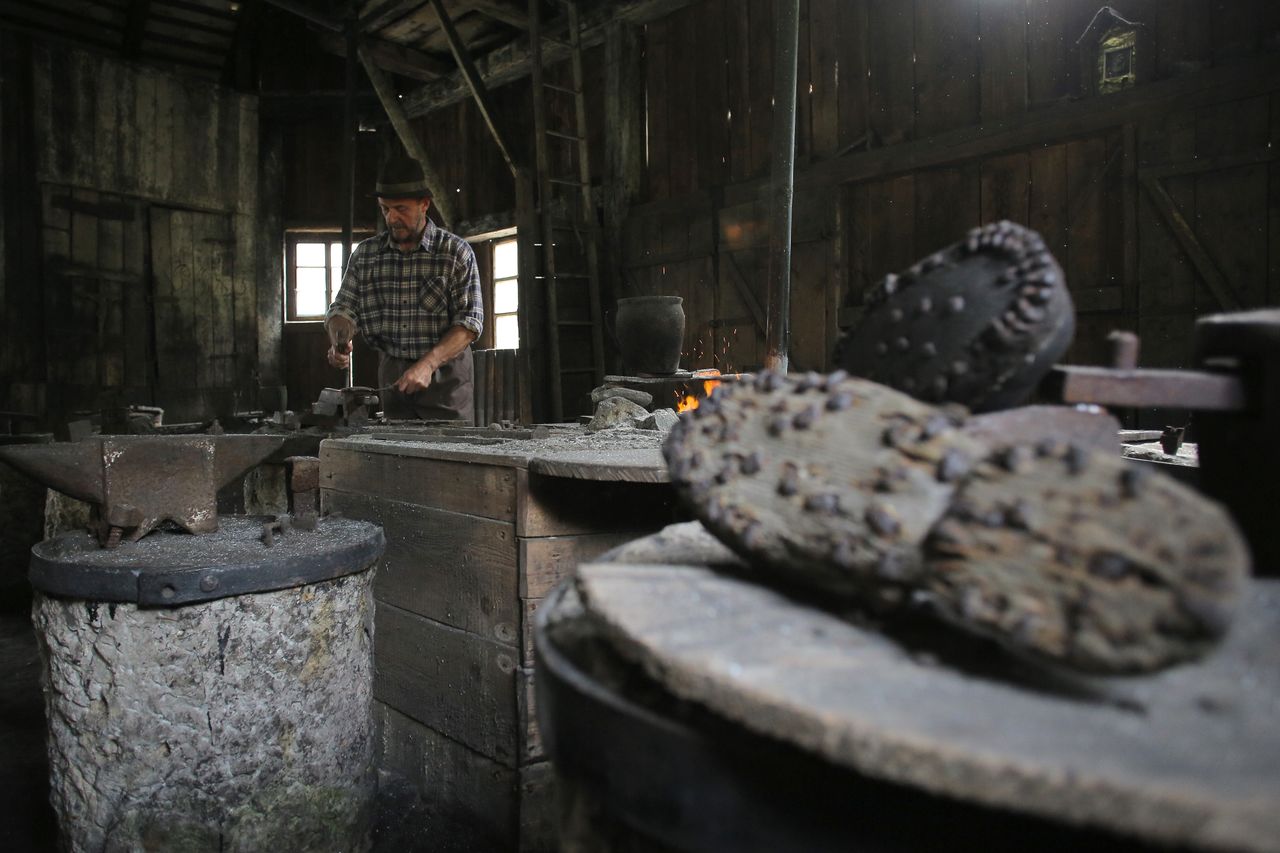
[377,349,474,423]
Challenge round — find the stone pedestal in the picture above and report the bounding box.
[29,517,383,853]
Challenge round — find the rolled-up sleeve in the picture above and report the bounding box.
[326,247,363,327]
[450,241,484,338]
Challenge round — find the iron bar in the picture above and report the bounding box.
[764,0,799,373]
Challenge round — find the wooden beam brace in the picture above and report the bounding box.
[357,42,456,226]
[401,0,699,116]
[724,252,768,336]
[426,0,518,176]
[315,29,453,80]
[1138,148,1279,181]
[1139,176,1242,312]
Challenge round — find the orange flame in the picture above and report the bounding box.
[675,378,722,413]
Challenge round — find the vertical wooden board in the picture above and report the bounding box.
[134,71,156,196]
[1028,143,1069,274]
[666,5,697,195]
[913,0,980,138]
[726,0,753,182]
[165,209,198,389]
[718,248,763,372]
[30,45,56,182]
[1193,96,1269,311]
[1065,137,1107,295]
[808,0,840,158]
[1154,0,1207,78]
[97,205,124,273]
[1025,0,1089,105]
[789,239,831,372]
[210,220,236,389]
[834,0,870,152]
[122,211,150,390]
[154,73,174,199]
[517,666,541,762]
[843,181,873,313]
[215,93,238,211]
[644,19,670,199]
[373,603,520,766]
[978,0,1027,121]
[1065,138,1110,366]
[866,0,915,145]
[325,491,519,644]
[980,152,1030,225]
[115,64,137,197]
[695,0,730,189]
[70,189,98,267]
[747,0,774,178]
[913,166,979,259]
[1136,110,1196,316]
[795,0,813,164]
[231,214,256,393]
[374,704,519,852]
[1136,312,1197,371]
[867,174,917,281]
[236,96,258,214]
[192,216,217,388]
[68,50,96,189]
[1211,0,1264,65]
[94,59,119,192]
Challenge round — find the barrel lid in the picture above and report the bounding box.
[30,516,384,606]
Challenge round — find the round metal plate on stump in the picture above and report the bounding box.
[30,516,385,852]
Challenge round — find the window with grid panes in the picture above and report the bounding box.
[285,232,370,322]
[492,236,519,349]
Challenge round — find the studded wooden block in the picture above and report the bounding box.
[663,371,1251,673]
[835,221,1075,412]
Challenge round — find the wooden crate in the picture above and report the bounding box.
[321,436,676,851]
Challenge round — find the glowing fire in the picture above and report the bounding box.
[675,378,722,413]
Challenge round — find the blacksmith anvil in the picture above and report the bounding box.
[1042,308,1279,572]
[0,435,284,547]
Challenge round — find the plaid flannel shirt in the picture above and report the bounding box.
[327,222,484,361]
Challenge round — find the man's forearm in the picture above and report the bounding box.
[417,325,478,373]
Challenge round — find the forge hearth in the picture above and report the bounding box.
[603,369,733,412]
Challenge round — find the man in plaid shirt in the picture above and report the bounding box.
[326,155,483,422]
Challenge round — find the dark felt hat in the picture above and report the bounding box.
[373,153,434,199]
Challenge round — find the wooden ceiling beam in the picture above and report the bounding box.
[401,0,698,116]
[461,0,527,30]
[314,27,453,80]
[151,0,238,22]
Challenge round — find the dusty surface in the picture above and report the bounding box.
[33,568,376,852]
[575,560,1280,852]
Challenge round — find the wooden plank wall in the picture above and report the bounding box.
[0,34,275,426]
[618,0,1280,380]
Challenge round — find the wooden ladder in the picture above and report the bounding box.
[529,0,606,422]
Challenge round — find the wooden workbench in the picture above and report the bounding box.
[319,428,675,851]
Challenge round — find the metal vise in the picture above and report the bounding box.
[1043,308,1280,572]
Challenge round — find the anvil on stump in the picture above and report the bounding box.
[0,434,284,547]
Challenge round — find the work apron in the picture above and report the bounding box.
[377,348,474,424]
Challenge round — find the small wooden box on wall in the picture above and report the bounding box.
[1078,7,1153,96]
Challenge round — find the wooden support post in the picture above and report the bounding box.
[515,169,542,423]
[357,44,454,227]
[765,0,800,373]
[426,0,518,177]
